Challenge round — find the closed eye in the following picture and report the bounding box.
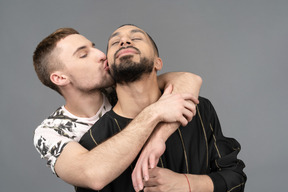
[80,54,87,58]
[111,41,119,46]
[79,51,88,58]
[132,38,142,41]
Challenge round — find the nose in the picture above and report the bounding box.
[94,48,106,61]
[120,36,131,47]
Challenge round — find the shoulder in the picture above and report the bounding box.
[80,110,131,149]
[91,110,116,129]
[90,110,130,131]
[79,110,117,148]
[197,96,214,111]
[33,106,91,149]
[196,96,218,121]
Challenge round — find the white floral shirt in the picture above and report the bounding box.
[33,94,112,174]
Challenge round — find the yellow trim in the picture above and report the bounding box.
[196,106,209,168]
[159,157,164,168]
[214,159,221,171]
[210,124,222,158]
[113,118,134,171]
[89,129,98,145]
[232,146,241,151]
[113,118,122,131]
[227,182,245,192]
[177,128,189,173]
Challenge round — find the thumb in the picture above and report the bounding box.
[163,84,173,95]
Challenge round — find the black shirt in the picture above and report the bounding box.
[78,97,246,192]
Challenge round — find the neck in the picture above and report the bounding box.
[63,88,103,118]
[113,73,161,118]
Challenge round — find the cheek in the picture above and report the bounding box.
[107,57,114,65]
[107,49,115,63]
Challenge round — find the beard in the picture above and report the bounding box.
[110,55,154,84]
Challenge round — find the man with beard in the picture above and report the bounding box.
[33,27,201,189]
[78,24,246,192]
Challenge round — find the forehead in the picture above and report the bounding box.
[109,25,147,40]
[57,34,90,52]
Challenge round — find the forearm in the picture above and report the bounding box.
[157,72,202,97]
[151,122,180,143]
[55,105,161,190]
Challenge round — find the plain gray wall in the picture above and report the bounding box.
[0,0,287,191]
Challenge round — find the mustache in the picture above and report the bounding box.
[114,46,141,60]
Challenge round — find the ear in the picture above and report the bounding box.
[154,57,163,71]
[50,71,69,86]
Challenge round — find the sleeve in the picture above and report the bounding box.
[33,120,75,174]
[79,113,119,150]
[205,99,247,192]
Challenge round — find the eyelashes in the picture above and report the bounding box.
[110,37,143,46]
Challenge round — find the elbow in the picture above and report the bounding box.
[183,72,203,96]
[187,72,202,87]
[88,183,106,191]
[195,74,203,87]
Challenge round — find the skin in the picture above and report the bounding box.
[51,34,114,117]
[46,32,202,189]
[107,25,213,192]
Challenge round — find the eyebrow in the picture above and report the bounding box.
[109,29,146,41]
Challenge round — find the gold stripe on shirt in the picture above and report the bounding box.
[196,105,209,169]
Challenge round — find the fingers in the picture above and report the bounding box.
[132,154,160,192]
[179,116,189,127]
[190,94,199,104]
[155,91,198,125]
[181,93,199,104]
[178,100,195,126]
[142,157,150,181]
[132,163,144,191]
[183,101,197,120]
[163,84,173,95]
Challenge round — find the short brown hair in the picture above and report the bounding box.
[33,28,79,95]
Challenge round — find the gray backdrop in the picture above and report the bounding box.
[0,0,287,191]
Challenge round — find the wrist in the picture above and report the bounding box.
[184,174,191,192]
[156,122,180,141]
[144,102,163,124]
[189,174,214,192]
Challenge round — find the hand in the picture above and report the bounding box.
[132,124,168,191]
[152,84,198,126]
[143,167,188,192]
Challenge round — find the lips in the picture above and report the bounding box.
[116,48,139,59]
[103,60,109,71]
